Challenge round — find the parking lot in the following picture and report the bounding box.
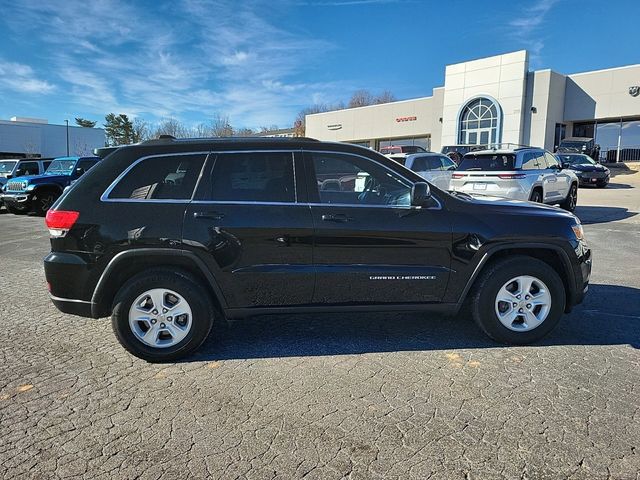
[1,167,638,479]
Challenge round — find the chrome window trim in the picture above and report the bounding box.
[100,148,442,210]
[50,294,93,305]
[100,151,210,203]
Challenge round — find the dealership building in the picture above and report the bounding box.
[306,50,640,162]
[0,117,105,159]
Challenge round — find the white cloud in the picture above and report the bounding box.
[0,59,55,94]
[0,0,346,128]
[508,0,559,64]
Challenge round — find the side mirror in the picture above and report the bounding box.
[14,169,24,177]
[75,167,85,176]
[6,174,12,179]
[561,162,570,169]
[411,181,431,206]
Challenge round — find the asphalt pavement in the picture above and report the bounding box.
[0,166,638,479]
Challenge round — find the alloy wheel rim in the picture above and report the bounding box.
[41,195,55,210]
[494,275,552,332]
[128,288,193,348]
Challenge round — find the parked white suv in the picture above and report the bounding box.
[387,152,457,191]
[449,147,578,211]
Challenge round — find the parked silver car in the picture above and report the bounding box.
[387,152,457,191]
[448,147,578,211]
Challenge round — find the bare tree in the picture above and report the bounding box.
[209,113,233,137]
[294,103,341,137]
[374,90,396,104]
[154,118,190,138]
[235,127,255,137]
[348,90,375,108]
[132,118,151,143]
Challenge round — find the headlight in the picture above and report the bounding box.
[571,223,584,241]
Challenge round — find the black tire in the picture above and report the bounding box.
[560,183,577,212]
[596,182,607,189]
[32,190,59,216]
[470,256,565,345]
[111,269,215,362]
[529,189,543,203]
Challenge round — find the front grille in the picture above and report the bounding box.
[5,181,26,191]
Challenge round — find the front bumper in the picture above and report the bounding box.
[1,192,33,209]
[570,242,592,309]
[577,172,609,186]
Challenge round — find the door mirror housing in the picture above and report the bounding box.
[75,167,85,176]
[561,162,571,169]
[411,182,431,206]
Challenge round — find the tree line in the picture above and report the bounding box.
[74,88,396,145]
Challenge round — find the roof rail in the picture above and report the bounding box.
[486,142,534,150]
[141,135,320,144]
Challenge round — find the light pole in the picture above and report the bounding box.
[65,119,70,156]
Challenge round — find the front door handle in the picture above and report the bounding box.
[193,211,225,220]
[321,213,352,223]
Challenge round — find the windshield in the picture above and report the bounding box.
[457,153,516,171]
[557,154,595,166]
[0,161,17,173]
[45,159,76,175]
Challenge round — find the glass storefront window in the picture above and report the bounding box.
[378,137,431,152]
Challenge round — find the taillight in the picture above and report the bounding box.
[451,173,466,179]
[497,174,527,179]
[45,210,79,237]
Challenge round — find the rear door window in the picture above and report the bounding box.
[108,154,207,200]
[206,152,295,203]
[457,154,516,171]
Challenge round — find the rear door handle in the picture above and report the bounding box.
[193,211,225,220]
[321,213,351,223]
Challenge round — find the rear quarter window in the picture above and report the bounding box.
[107,154,206,200]
[457,154,516,171]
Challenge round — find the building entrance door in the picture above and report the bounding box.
[466,129,491,145]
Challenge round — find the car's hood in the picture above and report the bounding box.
[568,164,608,172]
[7,173,69,183]
[462,193,577,219]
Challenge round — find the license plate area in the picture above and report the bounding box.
[472,183,487,190]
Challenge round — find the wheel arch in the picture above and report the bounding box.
[456,244,576,314]
[91,248,228,318]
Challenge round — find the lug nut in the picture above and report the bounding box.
[163,308,168,313]
[526,304,532,309]
[525,295,530,300]
[167,316,173,322]
[152,309,158,315]
[512,302,517,307]
[516,295,521,300]
[160,323,166,328]
[151,319,157,324]
[518,308,524,313]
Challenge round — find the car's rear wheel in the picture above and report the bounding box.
[471,256,565,344]
[111,269,215,362]
[529,189,543,203]
[560,184,577,211]
[32,191,58,216]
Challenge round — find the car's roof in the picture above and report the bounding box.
[464,147,541,155]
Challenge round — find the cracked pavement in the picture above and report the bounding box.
[0,167,639,479]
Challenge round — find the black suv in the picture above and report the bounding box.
[44,137,591,362]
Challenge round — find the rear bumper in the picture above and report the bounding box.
[45,251,98,318]
[50,295,94,317]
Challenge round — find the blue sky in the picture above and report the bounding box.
[0,0,637,130]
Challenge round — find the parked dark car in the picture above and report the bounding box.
[379,145,427,155]
[556,137,600,161]
[0,158,52,212]
[556,153,610,188]
[2,156,100,215]
[44,137,591,362]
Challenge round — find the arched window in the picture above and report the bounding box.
[458,97,501,145]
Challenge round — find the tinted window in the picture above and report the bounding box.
[557,154,595,166]
[109,154,206,200]
[409,156,429,171]
[208,152,295,202]
[310,152,411,206]
[457,154,516,171]
[77,159,98,171]
[521,152,538,170]
[441,156,457,170]
[20,162,40,175]
[42,161,52,170]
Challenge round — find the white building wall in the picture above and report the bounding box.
[441,50,529,147]
[0,120,105,157]
[564,64,640,122]
[522,70,566,150]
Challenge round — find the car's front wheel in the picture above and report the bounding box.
[471,256,565,344]
[111,269,215,362]
[32,191,59,216]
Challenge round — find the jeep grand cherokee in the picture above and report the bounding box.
[44,137,592,362]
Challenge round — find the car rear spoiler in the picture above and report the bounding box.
[93,146,119,158]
